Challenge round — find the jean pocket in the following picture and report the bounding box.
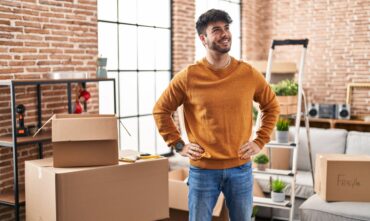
[238,162,252,170]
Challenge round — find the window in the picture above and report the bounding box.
[195,0,241,60]
[98,0,171,155]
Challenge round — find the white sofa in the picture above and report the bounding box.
[168,128,370,220]
[253,128,370,220]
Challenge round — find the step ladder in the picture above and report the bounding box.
[253,39,314,221]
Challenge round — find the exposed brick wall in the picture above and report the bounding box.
[172,0,195,74]
[242,0,370,117]
[0,0,98,220]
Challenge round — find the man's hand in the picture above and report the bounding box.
[238,141,261,160]
[179,143,204,161]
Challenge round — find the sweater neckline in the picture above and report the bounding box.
[201,56,237,76]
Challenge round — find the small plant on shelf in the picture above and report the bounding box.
[251,206,259,221]
[276,117,290,143]
[271,79,298,96]
[276,118,289,131]
[271,178,287,202]
[253,153,269,171]
[271,80,298,115]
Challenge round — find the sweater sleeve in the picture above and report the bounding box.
[252,67,280,148]
[152,69,187,146]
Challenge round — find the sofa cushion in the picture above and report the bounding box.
[345,131,370,155]
[289,127,347,171]
[300,194,370,221]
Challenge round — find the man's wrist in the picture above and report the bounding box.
[171,140,185,153]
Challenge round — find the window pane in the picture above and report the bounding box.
[118,0,137,24]
[155,29,171,70]
[154,0,171,28]
[120,72,138,117]
[155,71,170,101]
[195,0,241,60]
[99,72,117,114]
[230,37,241,59]
[139,116,156,154]
[137,0,156,26]
[119,25,137,70]
[138,71,155,115]
[98,22,118,70]
[156,132,169,154]
[195,36,204,60]
[120,117,138,151]
[97,0,117,22]
[138,27,155,70]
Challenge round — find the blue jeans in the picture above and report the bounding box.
[188,162,253,221]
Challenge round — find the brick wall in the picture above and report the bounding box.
[0,0,98,220]
[242,0,370,117]
[0,0,368,220]
[172,0,195,74]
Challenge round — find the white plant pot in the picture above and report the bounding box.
[257,163,267,171]
[251,217,256,221]
[276,130,289,143]
[271,191,285,202]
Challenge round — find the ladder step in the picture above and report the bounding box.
[253,168,294,176]
[253,197,291,210]
[265,141,296,149]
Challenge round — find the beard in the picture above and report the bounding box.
[208,38,232,54]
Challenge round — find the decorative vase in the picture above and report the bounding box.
[276,130,289,143]
[271,191,285,202]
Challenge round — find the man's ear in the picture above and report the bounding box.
[199,34,207,47]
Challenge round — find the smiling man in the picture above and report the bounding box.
[153,9,280,221]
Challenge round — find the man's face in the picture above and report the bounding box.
[200,21,232,54]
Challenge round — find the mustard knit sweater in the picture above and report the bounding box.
[153,57,280,169]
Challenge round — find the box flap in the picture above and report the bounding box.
[52,114,118,142]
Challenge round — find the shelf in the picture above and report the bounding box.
[265,141,296,149]
[0,132,51,147]
[253,196,291,210]
[253,168,294,176]
[301,118,370,132]
[0,190,25,207]
[0,78,114,86]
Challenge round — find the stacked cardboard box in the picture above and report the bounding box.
[51,114,119,167]
[26,114,169,221]
[315,153,370,202]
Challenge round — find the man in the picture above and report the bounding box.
[153,9,279,221]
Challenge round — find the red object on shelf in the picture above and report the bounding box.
[79,90,91,102]
[74,100,83,114]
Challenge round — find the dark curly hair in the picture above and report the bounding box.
[196,9,233,36]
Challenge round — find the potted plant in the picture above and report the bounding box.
[251,206,259,221]
[276,118,289,143]
[271,80,298,115]
[253,153,269,171]
[271,178,287,202]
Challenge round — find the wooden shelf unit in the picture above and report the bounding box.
[0,78,116,221]
[0,190,25,207]
[301,118,370,132]
[0,132,51,148]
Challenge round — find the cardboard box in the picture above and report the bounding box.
[26,157,169,221]
[314,154,370,202]
[51,114,119,167]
